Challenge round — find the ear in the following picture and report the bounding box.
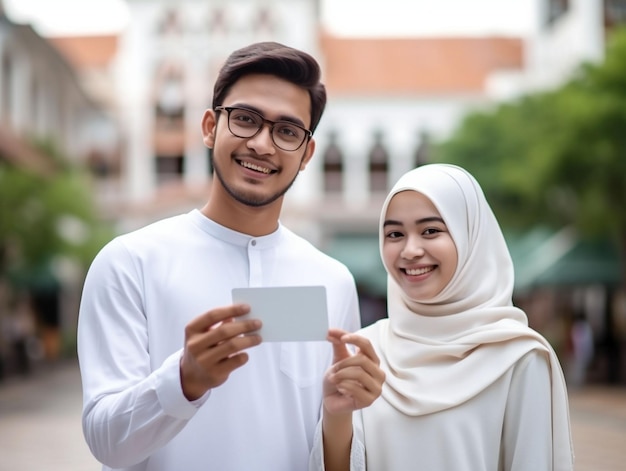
[201,109,217,148]
[298,138,316,171]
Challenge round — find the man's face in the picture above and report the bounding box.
[202,74,315,207]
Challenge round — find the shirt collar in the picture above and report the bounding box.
[188,209,283,249]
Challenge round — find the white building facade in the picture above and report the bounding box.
[104,0,616,296]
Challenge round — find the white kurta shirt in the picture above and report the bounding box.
[78,209,360,471]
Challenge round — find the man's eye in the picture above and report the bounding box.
[232,112,258,125]
[275,124,300,138]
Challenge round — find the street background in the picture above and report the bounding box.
[0,359,624,471]
[0,1,625,469]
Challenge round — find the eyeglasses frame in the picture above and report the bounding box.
[214,106,313,152]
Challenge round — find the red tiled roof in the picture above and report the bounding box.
[48,35,119,69]
[46,33,523,96]
[320,34,524,95]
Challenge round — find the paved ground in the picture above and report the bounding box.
[0,360,100,471]
[568,385,626,470]
[0,359,625,471]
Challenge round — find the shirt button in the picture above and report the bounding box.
[251,240,257,246]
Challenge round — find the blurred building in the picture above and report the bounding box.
[502,0,626,385]
[0,2,120,373]
[0,5,119,174]
[23,0,621,319]
[37,0,528,298]
[2,0,623,359]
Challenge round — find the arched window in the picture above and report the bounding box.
[252,8,275,34]
[414,130,431,168]
[545,0,569,27]
[605,0,626,28]
[158,8,182,36]
[154,63,185,184]
[368,130,389,193]
[2,53,13,124]
[207,8,228,35]
[323,131,343,193]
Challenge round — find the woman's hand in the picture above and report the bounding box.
[323,328,385,416]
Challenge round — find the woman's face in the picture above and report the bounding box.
[382,190,458,301]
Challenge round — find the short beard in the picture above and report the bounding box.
[211,153,302,207]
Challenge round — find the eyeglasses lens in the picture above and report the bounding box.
[227,108,306,151]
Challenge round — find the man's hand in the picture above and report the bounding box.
[323,328,385,416]
[180,303,262,400]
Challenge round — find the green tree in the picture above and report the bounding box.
[432,93,568,229]
[0,150,113,291]
[434,28,626,383]
[434,27,626,286]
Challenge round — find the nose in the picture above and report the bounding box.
[246,123,276,155]
[400,236,425,259]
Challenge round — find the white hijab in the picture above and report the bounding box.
[365,163,573,466]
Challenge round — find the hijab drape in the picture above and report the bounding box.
[366,164,573,468]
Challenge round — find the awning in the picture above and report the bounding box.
[324,227,622,297]
[324,234,387,296]
[506,226,622,292]
[8,260,61,291]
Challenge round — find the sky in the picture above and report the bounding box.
[4,0,130,35]
[4,0,536,37]
[321,0,536,37]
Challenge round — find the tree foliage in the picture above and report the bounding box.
[433,93,569,229]
[0,146,113,289]
[433,27,626,283]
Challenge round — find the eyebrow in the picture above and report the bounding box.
[383,216,445,227]
[228,103,307,128]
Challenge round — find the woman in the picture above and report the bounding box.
[314,163,574,471]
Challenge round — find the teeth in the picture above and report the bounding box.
[406,266,434,276]
[241,161,271,174]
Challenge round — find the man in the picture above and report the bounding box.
[78,42,383,471]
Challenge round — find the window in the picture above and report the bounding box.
[368,130,389,193]
[605,0,626,27]
[414,130,431,168]
[153,64,186,184]
[323,131,343,193]
[545,0,570,27]
[2,53,12,123]
[155,155,184,184]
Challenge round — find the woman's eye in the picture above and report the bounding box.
[423,228,442,236]
[386,231,403,239]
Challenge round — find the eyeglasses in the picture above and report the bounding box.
[215,106,312,152]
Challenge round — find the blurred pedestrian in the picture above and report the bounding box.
[568,311,594,388]
[313,164,574,470]
[77,41,382,471]
[3,293,38,376]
